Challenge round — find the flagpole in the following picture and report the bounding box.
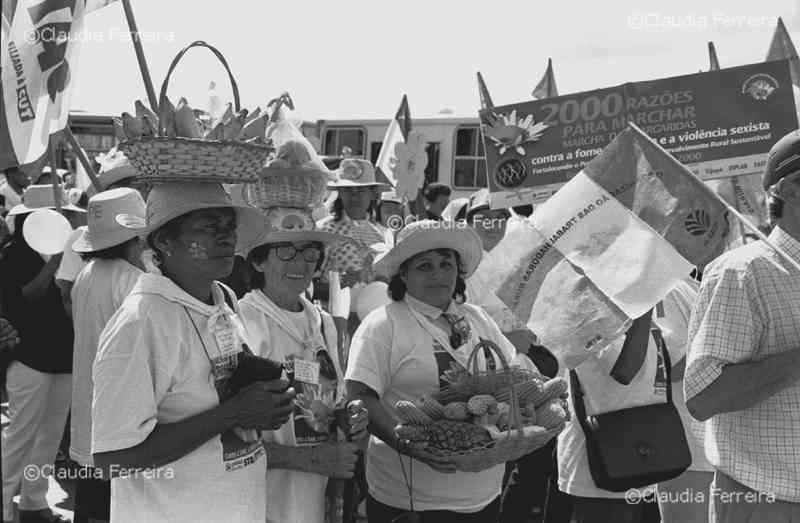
[63,126,102,192]
[629,123,800,274]
[49,135,62,212]
[121,0,159,113]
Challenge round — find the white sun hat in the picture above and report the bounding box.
[372,219,483,279]
[72,187,146,253]
[7,184,87,216]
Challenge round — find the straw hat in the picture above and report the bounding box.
[118,182,265,255]
[239,138,349,256]
[72,188,146,253]
[237,206,348,257]
[87,148,138,197]
[373,219,483,279]
[7,184,86,216]
[328,159,389,189]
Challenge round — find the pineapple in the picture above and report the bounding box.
[426,420,493,452]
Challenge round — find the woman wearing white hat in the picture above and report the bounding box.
[345,220,538,522]
[68,187,147,523]
[90,182,296,523]
[236,142,369,523]
[319,159,391,289]
[1,185,85,523]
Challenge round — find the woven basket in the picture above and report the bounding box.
[119,41,271,184]
[415,339,564,472]
[246,168,328,209]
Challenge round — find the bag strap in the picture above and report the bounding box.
[570,323,674,426]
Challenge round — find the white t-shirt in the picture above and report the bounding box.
[345,295,533,512]
[92,274,266,523]
[69,258,141,466]
[239,290,344,523]
[55,228,86,282]
[558,282,706,498]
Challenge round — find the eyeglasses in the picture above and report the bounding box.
[272,244,323,263]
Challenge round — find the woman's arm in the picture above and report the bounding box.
[94,401,239,475]
[265,441,360,478]
[94,381,295,477]
[346,380,456,473]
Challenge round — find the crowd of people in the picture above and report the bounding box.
[0,125,799,523]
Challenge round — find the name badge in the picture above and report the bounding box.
[294,359,320,385]
[213,316,238,356]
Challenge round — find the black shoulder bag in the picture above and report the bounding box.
[570,327,691,491]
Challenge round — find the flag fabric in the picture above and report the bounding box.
[0,0,117,170]
[477,71,495,110]
[375,95,428,201]
[531,58,558,99]
[708,41,721,71]
[708,172,767,246]
[766,17,800,87]
[479,124,730,367]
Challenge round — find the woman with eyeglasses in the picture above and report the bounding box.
[345,220,538,523]
[238,152,369,523]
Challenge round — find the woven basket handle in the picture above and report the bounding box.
[158,41,240,128]
[465,339,524,434]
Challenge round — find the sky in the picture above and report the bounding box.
[68,0,800,121]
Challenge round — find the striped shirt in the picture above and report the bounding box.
[684,226,800,501]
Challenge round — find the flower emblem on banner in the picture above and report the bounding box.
[393,130,428,200]
[484,110,548,155]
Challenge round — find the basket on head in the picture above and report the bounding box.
[119,41,271,184]
[246,134,332,209]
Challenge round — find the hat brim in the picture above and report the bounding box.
[72,216,147,253]
[328,180,390,189]
[118,200,265,256]
[373,225,483,279]
[7,204,86,216]
[237,228,351,257]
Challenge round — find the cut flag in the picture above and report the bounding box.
[375,95,428,201]
[0,0,118,170]
[708,41,721,71]
[531,58,558,99]
[477,71,495,110]
[477,124,731,368]
[766,17,800,88]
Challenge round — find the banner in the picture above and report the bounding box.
[482,61,799,207]
[0,0,113,169]
[479,124,730,367]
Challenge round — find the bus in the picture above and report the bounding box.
[66,112,491,200]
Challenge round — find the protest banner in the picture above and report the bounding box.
[481,61,799,208]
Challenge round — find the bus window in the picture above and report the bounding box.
[323,127,366,157]
[453,126,488,189]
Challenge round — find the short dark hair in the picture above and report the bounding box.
[424,183,451,203]
[387,248,466,302]
[512,204,533,217]
[79,237,138,261]
[246,241,325,290]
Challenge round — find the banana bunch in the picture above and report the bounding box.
[115,98,269,144]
